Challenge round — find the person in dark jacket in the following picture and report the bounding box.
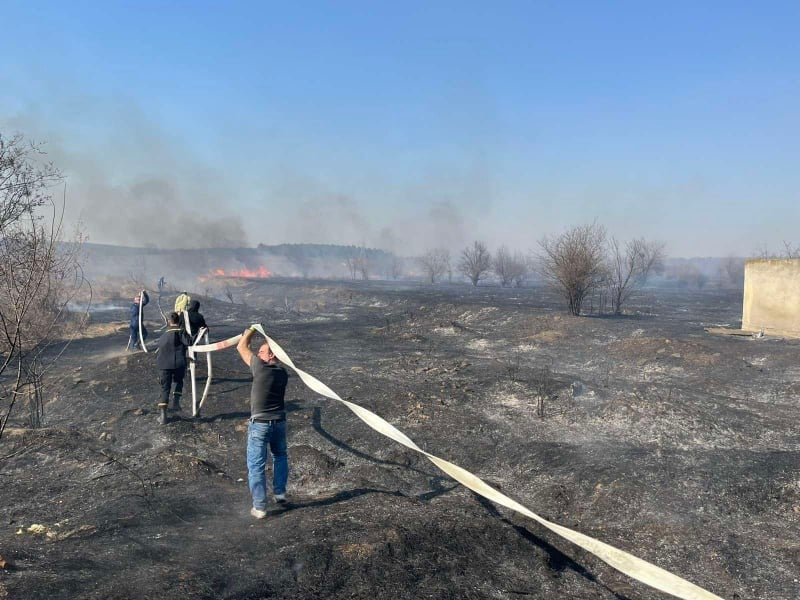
[129,290,150,350]
[155,312,193,424]
[180,299,207,341]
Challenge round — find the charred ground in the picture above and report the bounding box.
[1,280,798,599]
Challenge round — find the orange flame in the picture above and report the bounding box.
[199,265,272,282]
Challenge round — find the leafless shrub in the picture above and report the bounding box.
[418,248,450,283]
[128,255,147,288]
[494,245,513,286]
[345,246,369,280]
[606,237,665,315]
[493,246,529,287]
[498,349,523,383]
[358,256,369,280]
[587,283,609,314]
[665,262,708,289]
[344,249,358,280]
[531,364,557,418]
[388,253,404,280]
[718,256,745,289]
[511,252,530,287]
[224,285,235,303]
[782,241,800,258]
[538,222,607,316]
[0,133,87,440]
[753,241,800,259]
[458,240,492,287]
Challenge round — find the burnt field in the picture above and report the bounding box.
[1,279,798,599]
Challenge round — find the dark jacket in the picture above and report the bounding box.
[156,327,193,370]
[129,291,150,328]
[180,300,207,338]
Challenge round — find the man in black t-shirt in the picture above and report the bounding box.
[237,326,289,519]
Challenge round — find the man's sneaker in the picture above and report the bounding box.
[274,494,287,504]
[250,507,267,519]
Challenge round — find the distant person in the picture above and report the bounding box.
[237,326,290,519]
[155,312,193,424]
[129,290,150,350]
[180,299,207,341]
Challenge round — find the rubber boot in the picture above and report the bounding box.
[158,403,168,425]
[171,393,182,412]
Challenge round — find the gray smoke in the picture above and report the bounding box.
[4,91,493,254]
[2,102,248,248]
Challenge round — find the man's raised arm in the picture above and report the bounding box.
[236,326,256,366]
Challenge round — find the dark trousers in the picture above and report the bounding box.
[159,367,185,404]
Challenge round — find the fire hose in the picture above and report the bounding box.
[188,324,723,600]
[184,309,213,416]
[126,289,149,353]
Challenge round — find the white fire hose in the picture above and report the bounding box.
[138,290,148,352]
[127,289,149,352]
[188,324,723,600]
[184,310,213,417]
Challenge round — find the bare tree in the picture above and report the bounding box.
[418,248,450,283]
[718,255,745,289]
[754,241,800,259]
[458,240,492,286]
[0,133,86,440]
[493,245,514,287]
[538,223,607,316]
[494,246,528,287]
[666,262,708,289]
[128,254,148,288]
[357,250,369,280]
[344,247,358,280]
[782,241,800,258]
[606,237,665,315]
[388,253,404,280]
[510,252,530,287]
[345,246,369,280]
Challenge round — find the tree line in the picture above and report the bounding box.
[419,222,665,317]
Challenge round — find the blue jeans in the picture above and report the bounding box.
[246,420,288,510]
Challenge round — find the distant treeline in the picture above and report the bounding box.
[258,243,393,261]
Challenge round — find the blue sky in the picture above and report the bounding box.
[1,1,798,256]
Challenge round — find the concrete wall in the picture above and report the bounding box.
[742,259,800,337]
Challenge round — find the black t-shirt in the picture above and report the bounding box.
[249,356,288,420]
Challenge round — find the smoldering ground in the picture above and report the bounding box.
[1,279,798,599]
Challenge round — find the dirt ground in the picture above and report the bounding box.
[1,279,798,599]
